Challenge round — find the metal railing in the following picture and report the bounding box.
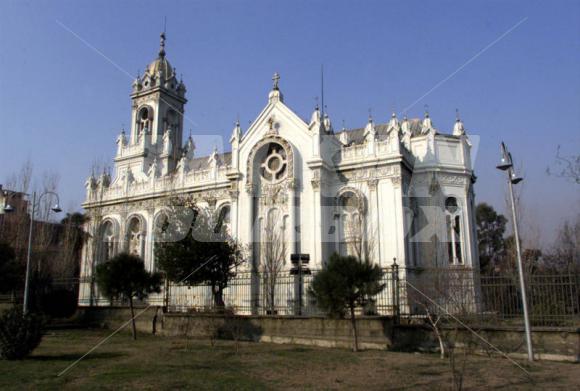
[159,267,580,327]
[73,266,580,328]
[477,272,580,327]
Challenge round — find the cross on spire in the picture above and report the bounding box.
[272,72,280,90]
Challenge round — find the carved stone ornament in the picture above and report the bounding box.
[259,183,288,206]
[337,164,400,182]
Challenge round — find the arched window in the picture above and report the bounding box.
[127,216,146,257]
[99,220,117,263]
[214,205,231,234]
[337,190,365,257]
[165,109,178,135]
[445,197,463,265]
[137,107,152,137]
[152,212,170,271]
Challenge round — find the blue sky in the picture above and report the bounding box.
[0,0,578,246]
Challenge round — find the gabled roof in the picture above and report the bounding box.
[335,119,424,145]
[188,152,232,171]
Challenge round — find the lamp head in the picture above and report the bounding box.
[497,141,513,171]
[3,204,14,213]
[496,156,513,171]
[510,172,523,185]
[51,204,62,213]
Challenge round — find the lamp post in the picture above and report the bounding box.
[496,142,533,361]
[2,189,62,314]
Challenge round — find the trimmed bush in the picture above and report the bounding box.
[0,307,43,360]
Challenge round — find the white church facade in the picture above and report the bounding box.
[78,34,479,312]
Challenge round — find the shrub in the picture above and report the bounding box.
[39,288,78,318]
[0,307,43,360]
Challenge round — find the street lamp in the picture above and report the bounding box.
[2,189,62,314]
[496,142,533,361]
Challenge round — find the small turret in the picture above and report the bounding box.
[184,132,196,159]
[309,104,321,128]
[453,110,466,136]
[323,112,333,133]
[387,112,400,133]
[230,119,242,143]
[421,108,435,135]
[364,113,376,141]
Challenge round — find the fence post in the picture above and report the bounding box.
[391,258,400,324]
[163,277,169,310]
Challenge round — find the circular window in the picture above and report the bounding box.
[261,145,287,182]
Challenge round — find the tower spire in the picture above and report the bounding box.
[159,31,166,58]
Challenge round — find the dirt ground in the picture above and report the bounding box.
[0,329,578,390]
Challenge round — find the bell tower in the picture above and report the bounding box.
[120,32,187,175]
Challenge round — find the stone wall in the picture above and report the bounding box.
[75,307,579,362]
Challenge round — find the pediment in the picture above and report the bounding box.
[239,99,311,151]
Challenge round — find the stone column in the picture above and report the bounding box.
[367,178,381,263]
[391,175,407,266]
[229,190,239,240]
[311,172,322,266]
[287,179,297,255]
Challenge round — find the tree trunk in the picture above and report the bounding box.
[434,326,445,359]
[129,296,137,340]
[350,302,359,352]
[214,285,225,310]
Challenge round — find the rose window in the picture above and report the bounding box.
[261,146,287,182]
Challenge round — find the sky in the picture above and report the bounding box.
[0,0,578,247]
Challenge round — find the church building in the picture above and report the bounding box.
[79,33,479,312]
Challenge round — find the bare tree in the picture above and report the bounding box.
[545,214,580,271]
[546,145,580,184]
[261,210,287,315]
[407,268,474,359]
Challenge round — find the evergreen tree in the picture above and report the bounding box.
[155,207,244,309]
[95,253,162,340]
[476,203,507,273]
[0,242,22,294]
[308,253,385,351]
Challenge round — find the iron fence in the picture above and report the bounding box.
[478,272,580,327]
[162,265,403,317]
[72,266,580,328]
[159,267,579,327]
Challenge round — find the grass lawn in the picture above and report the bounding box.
[0,329,578,390]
